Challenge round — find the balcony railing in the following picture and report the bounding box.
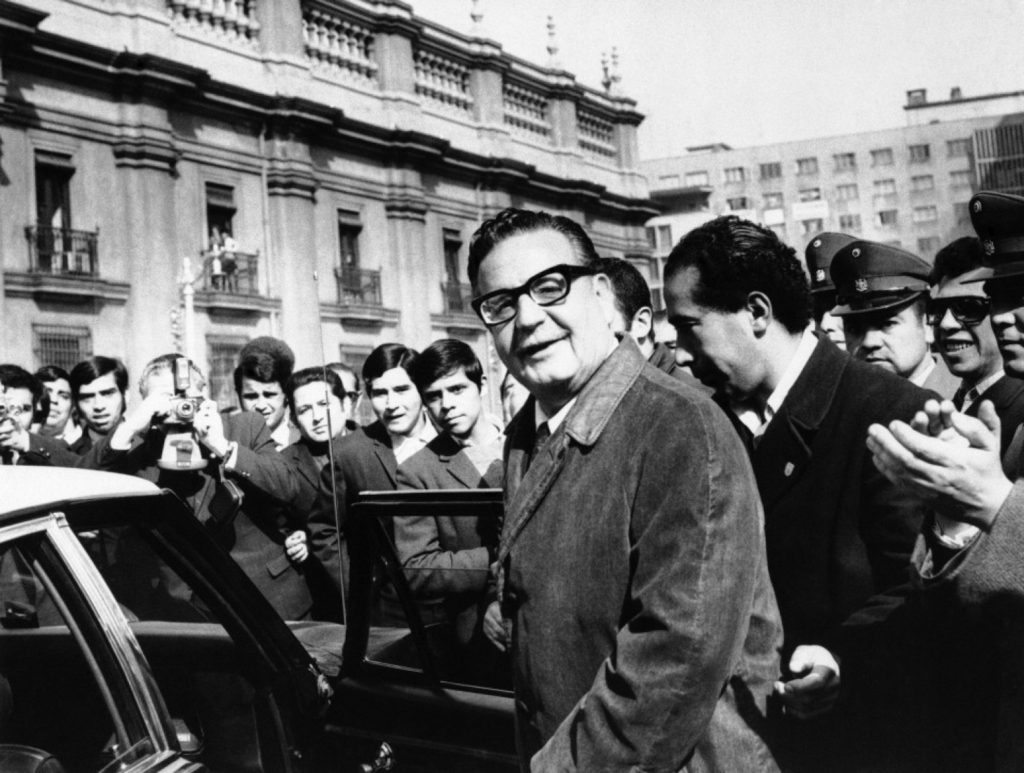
[25,225,99,276]
[442,281,474,315]
[199,249,260,295]
[335,265,381,306]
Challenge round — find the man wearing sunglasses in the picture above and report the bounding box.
[929,236,1024,457]
[470,207,781,772]
[865,190,1024,770]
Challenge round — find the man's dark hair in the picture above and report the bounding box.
[930,236,985,284]
[362,343,418,391]
[69,356,128,402]
[0,364,46,423]
[327,361,360,393]
[233,352,290,396]
[35,365,71,385]
[408,339,483,393]
[598,257,653,330]
[664,216,812,334]
[285,367,345,411]
[468,207,600,287]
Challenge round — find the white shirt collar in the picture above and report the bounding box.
[909,355,937,389]
[535,396,577,435]
[733,326,818,439]
[961,370,1006,413]
[391,414,437,465]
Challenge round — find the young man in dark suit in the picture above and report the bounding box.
[664,216,932,772]
[394,339,503,655]
[309,343,434,616]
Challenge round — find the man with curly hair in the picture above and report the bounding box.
[664,216,932,772]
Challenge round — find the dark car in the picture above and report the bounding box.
[1,468,516,772]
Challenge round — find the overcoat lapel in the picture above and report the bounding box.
[364,422,398,488]
[753,338,845,512]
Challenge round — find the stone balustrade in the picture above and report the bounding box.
[303,5,377,86]
[503,81,551,138]
[414,48,473,114]
[166,0,260,49]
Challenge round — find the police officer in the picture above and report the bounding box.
[831,239,959,397]
[806,232,856,349]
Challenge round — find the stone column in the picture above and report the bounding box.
[383,164,429,348]
[263,120,321,367]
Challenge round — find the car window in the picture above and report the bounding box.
[0,534,157,772]
[358,493,511,692]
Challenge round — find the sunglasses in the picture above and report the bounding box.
[925,296,990,327]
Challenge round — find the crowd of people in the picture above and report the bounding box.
[3,192,1024,771]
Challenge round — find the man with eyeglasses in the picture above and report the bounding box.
[865,190,1024,770]
[470,207,782,771]
[929,236,1024,458]
[831,240,960,398]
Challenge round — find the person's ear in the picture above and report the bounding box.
[746,291,773,335]
[629,307,654,341]
[592,272,617,327]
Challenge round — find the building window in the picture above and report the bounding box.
[726,196,751,211]
[839,214,862,231]
[912,205,938,223]
[657,174,680,188]
[35,151,73,233]
[876,209,899,227]
[836,183,859,201]
[442,227,463,284]
[833,152,856,171]
[207,337,246,409]
[760,162,782,180]
[954,201,971,223]
[657,225,672,251]
[918,236,941,254]
[873,178,897,196]
[685,170,709,187]
[909,143,931,163]
[947,138,971,157]
[950,170,973,188]
[32,324,91,371]
[205,183,236,248]
[724,167,746,183]
[800,219,824,236]
[796,157,819,175]
[645,226,656,249]
[871,148,894,166]
[798,187,821,202]
[911,175,935,192]
[338,209,362,269]
[764,192,784,209]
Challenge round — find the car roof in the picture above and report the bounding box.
[1,467,161,518]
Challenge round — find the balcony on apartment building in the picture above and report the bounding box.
[326,264,398,328]
[193,249,279,316]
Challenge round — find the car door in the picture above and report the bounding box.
[64,491,339,773]
[325,488,517,773]
[0,509,204,772]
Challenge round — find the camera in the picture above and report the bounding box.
[156,357,208,471]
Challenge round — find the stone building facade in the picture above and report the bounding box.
[0,0,655,408]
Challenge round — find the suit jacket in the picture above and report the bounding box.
[501,338,781,772]
[86,413,311,621]
[279,438,326,519]
[394,434,502,642]
[309,421,398,605]
[920,353,960,400]
[720,336,932,771]
[899,481,1024,772]
[966,374,1024,464]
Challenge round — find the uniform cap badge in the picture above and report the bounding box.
[855,278,868,293]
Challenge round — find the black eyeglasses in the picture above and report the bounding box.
[925,296,991,326]
[471,264,596,326]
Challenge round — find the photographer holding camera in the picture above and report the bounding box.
[98,353,312,621]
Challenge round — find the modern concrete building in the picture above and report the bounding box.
[641,87,1024,333]
[0,0,655,409]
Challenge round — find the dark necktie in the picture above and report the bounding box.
[526,421,550,471]
[952,386,977,412]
